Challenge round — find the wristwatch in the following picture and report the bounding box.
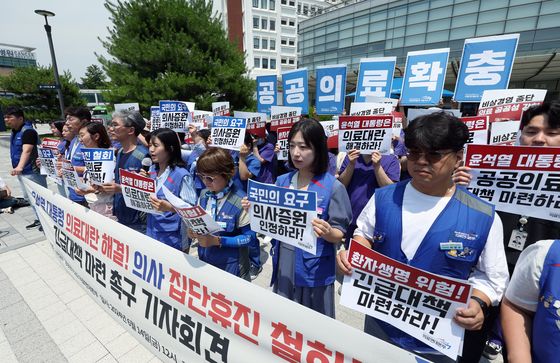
[471,296,489,317]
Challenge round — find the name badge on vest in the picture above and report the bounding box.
[217,221,227,229]
[440,241,463,251]
[508,229,528,251]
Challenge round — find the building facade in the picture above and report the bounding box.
[298,0,560,98]
[0,44,37,77]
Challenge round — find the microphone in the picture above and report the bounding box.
[142,157,153,172]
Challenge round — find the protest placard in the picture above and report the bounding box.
[400,48,449,106]
[24,178,425,363]
[248,180,318,255]
[61,161,87,190]
[364,97,399,109]
[162,186,223,235]
[478,89,547,122]
[315,64,346,115]
[212,101,230,116]
[209,116,247,151]
[340,240,471,359]
[465,144,560,223]
[349,102,393,117]
[38,147,62,184]
[114,103,140,112]
[270,106,301,131]
[282,68,308,115]
[355,57,396,102]
[159,100,191,131]
[338,115,393,154]
[119,169,161,215]
[234,111,267,138]
[321,120,339,149]
[256,75,277,114]
[192,110,212,130]
[461,116,489,145]
[407,108,462,122]
[41,137,60,149]
[392,111,404,138]
[82,148,116,185]
[149,106,161,131]
[489,120,520,146]
[276,126,291,161]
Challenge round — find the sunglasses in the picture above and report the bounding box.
[197,173,217,183]
[406,150,455,163]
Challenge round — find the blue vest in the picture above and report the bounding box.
[10,121,38,175]
[371,180,494,352]
[113,145,149,225]
[532,239,560,363]
[146,166,189,250]
[271,172,336,287]
[197,185,252,277]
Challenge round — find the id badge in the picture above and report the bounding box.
[508,229,528,251]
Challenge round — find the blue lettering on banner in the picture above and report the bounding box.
[31,191,65,227]
[213,117,247,129]
[133,251,165,290]
[82,148,115,162]
[256,75,277,114]
[401,48,450,106]
[282,68,309,115]
[159,100,190,112]
[454,34,520,102]
[247,180,316,211]
[315,65,347,115]
[355,57,396,102]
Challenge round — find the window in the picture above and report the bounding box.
[254,37,260,49]
[261,0,267,9]
[288,39,295,46]
[270,58,276,69]
[281,58,287,64]
[253,0,258,7]
[253,17,259,29]
[262,58,269,69]
[261,18,267,29]
[269,0,275,11]
[262,38,268,49]
[281,19,287,25]
[270,39,276,50]
[288,59,295,65]
[281,0,286,4]
[297,4,301,13]
[289,20,295,27]
[254,58,260,68]
[270,20,275,31]
[303,5,308,15]
[289,0,294,6]
[281,38,287,45]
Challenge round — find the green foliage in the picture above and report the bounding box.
[99,0,255,113]
[0,66,84,122]
[81,64,107,89]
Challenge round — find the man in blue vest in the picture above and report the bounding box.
[337,112,509,363]
[63,106,91,205]
[101,110,148,233]
[5,106,47,229]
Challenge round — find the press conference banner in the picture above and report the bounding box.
[315,64,347,115]
[355,57,396,102]
[454,33,520,102]
[256,75,277,114]
[23,179,426,363]
[282,68,309,115]
[465,144,560,222]
[400,48,449,106]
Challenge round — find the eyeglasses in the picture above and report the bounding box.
[406,150,456,163]
[197,173,217,183]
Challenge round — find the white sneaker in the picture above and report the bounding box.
[1,207,14,214]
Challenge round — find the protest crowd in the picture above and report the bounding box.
[4,33,560,363]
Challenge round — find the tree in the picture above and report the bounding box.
[99,0,255,112]
[81,64,107,89]
[0,66,85,122]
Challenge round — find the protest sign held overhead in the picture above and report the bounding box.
[400,48,449,106]
[355,57,396,102]
[159,100,191,131]
[282,68,309,115]
[212,101,230,116]
[391,111,405,138]
[41,137,60,149]
[38,147,62,184]
[234,111,267,138]
[454,33,520,102]
[209,116,247,151]
[119,169,161,215]
[192,110,212,130]
[340,240,472,360]
[315,64,346,115]
[82,148,116,185]
[270,105,301,131]
[114,103,140,112]
[461,116,489,145]
[276,126,291,161]
[321,120,339,149]
[349,102,393,117]
[149,106,161,131]
[489,120,520,146]
[465,144,560,223]
[248,180,318,255]
[338,115,393,154]
[256,74,277,114]
[477,89,547,122]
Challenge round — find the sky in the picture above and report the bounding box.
[2,1,113,80]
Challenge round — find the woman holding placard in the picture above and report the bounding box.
[190,147,256,281]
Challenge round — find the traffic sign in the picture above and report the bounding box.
[38,84,59,90]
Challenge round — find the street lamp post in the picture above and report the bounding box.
[34,9,65,120]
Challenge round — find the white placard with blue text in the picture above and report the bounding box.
[248,180,318,255]
[355,57,396,102]
[257,75,277,114]
[401,48,449,106]
[282,68,308,115]
[149,106,161,131]
[315,64,346,115]
[209,116,247,151]
[454,33,519,102]
[81,148,116,185]
[159,100,191,131]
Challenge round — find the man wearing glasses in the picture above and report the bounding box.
[337,112,509,363]
[102,110,148,233]
[63,106,91,206]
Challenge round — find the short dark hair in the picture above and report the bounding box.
[404,111,468,152]
[196,147,235,181]
[51,120,66,134]
[520,102,560,130]
[65,106,92,122]
[4,106,24,119]
[149,128,185,169]
[198,129,211,142]
[287,118,328,175]
[80,122,112,149]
